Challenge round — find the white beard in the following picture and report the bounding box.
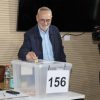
[40,25,49,32]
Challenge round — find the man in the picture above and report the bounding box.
[18,6,66,62]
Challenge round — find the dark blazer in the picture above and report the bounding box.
[18,25,66,62]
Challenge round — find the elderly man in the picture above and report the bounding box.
[18,6,66,62]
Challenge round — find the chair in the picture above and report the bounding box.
[0,65,5,89]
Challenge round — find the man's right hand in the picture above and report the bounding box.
[26,51,38,61]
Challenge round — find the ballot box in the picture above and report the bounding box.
[11,60,72,96]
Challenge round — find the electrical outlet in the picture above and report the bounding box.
[64,35,70,41]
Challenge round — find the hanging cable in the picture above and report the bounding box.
[61,32,86,38]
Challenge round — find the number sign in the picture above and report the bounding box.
[46,70,70,93]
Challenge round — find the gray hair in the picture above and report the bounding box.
[37,6,52,15]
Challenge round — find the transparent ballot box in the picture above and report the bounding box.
[11,60,72,96]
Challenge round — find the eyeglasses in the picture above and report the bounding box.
[39,19,51,23]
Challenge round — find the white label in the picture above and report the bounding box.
[21,63,33,75]
[46,70,70,93]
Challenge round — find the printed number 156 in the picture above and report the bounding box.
[48,77,66,87]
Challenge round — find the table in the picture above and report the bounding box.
[0,91,85,100]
